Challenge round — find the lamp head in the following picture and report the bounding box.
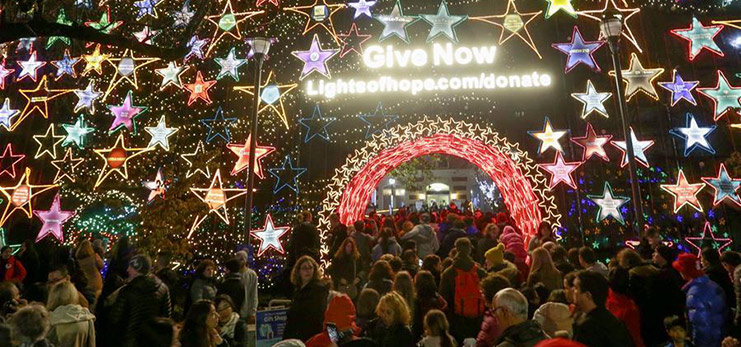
[600,9,623,40]
[247,37,272,59]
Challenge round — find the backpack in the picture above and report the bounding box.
[453,264,485,317]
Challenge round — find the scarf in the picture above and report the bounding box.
[220,312,240,338]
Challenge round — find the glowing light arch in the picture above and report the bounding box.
[317,118,560,268]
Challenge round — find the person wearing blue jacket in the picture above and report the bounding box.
[673,252,727,347]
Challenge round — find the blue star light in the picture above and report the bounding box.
[173,1,195,28]
[359,102,398,138]
[134,0,160,20]
[185,35,208,62]
[0,98,19,130]
[669,113,716,156]
[268,156,307,194]
[75,0,92,9]
[348,0,376,19]
[201,107,237,143]
[551,26,605,73]
[51,50,80,79]
[299,104,336,142]
[73,81,102,113]
[702,164,741,207]
[658,70,699,106]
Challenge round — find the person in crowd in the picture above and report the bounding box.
[214,295,247,347]
[476,273,511,347]
[437,218,467,259]
[8,304,54,347]
[191,259,218,302]
[179,300,223,347]
[47,264,90,309]
[572,270,634,346]
[541,242,557,254]
[283,255,329,342]
[365,291,414,346]
[606,267,646,347]
[527,222,557,255]
[663,315,694,347]
[618,248,662,346]
[109,254,172,347]
[440,237,487,342]
[545,290,568,305]
[401,249,420,278]
[234,250,258,322]
[372,228,402,262]
[288,211,320,267]
[364,260,394,296]
[217,257,246,321]
[401,213,440,258]
[139,317,179,347]
[491,288,546,346]
[652,245,686,320]
[499,226,527,269]
[75,239,104,306]
[637,228,663,260]
[484,244,520,287]
[418,309,456,347]
[17,240,41,286]
[721,251,741,332]
[306,291,360,346]
[352,220,374,267]
[356,288,380,333]
[393,271,415,314]
[330,237,363,299]
[567,248,582,271]
[578,247,608,278]
[0,281,25,319]
[47,281,96,347]
[702,247,735,314]
[673,252,726,347]
[412,270,447,340]
[550,246,574,275]
[475,224,499,265]
[1,246,26,283]
[328,213,349,258]
[527,247,563,293]
[422,254,444,286]
[533,301,572,338]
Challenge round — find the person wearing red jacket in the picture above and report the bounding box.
[607,267,646,347]
[0,246,26,283]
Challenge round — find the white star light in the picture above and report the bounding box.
[173,2,195,28]
[0,98,19,130]
[420,1,467,42]
[589,182,630,224]
[73,81,102,113]
[17,51,46,82]
[143,168,167,202]
[670,113,716,156]
[611,128,654,168]
[528,117,567,154]
[571,80,611,119]
[145,115,178,151]
[375,1,418,43]
[348,0,376,18]
[215,48,247,81]
[250,214,290,256]
[155,61,188,90]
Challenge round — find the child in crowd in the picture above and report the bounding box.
[418,309,456,347]
[663,315,694,347]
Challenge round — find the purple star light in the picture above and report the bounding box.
[552,26,605,73]
[291,34,339,80]
[658,70,699,106]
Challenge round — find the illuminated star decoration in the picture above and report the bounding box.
[670,17,724,61]
[103,50,160,100]
[14,76,73,131]
[0,144,24,178]
[155,61,189,90]
[173,1,195,28]
[50,49,80,80]
[268,155,307,194]
[181,141,213,178]
[0,98,19,130]
[134,26,161,44]
[61,115,94,148]
[145,115,178,151]
[577,0,642,53]
[348,0,376,19]
[73,81,102,113]
[538,151,582,189]
[0,168,57,227]
[201,107,237,143]
[50,148,84,183]
[256,0,280,6]
[15,38,36,52]
[84,7,123,35]
[611,127,655,168]
[660,169,705,213]
[33,193,74,242]
[17,51,46,82]
[142,168,168,203]
[571,80,611,119]
[93,134,151,188]
[701,163,741,207]
[227,134,276,177]
[284,0,345,43]
[204,0,263,55]
[471,0,543,58]
[233,71,298,129]
[184,71,217,105]
[685,222,732,257]
[32,124,65,159]
[81,44,110,76]
[184,35,209,62]
[420,0,467,43]
[251,214,290,256]
[658,70,699,106]
[215,47,247,81]
[697,70,741,121]
[570,123,612,162]
[0,60,15,89]
[338,23,372,58]
[552,26,604,73]
[528,117,567,154]
[300,104,336,142]
[188,169,248,238]
[46,9,73,49]
[588,182,630,224]
[609,53,664,102]
[107,91,148,134]
[292,34,339,80]
[359,102,398,138]
[75,0,92,9]
[134,0,160,20]
[544,0,577,19]
[375,0,418,43]
[669,113,716,156]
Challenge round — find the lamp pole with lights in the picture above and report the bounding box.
[601,11,645,233]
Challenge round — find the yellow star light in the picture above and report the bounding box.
[578,0,643,53]
[205,0,263,55]
[0,168,58,227]
[50,148,84,183]
[188,169,248,238]
[528,117,567,154]
[102,49,160,101]
[14,76,73,131]
[233,71,298,129]
[471,0,543,58]
[608,53,664,102]
[93,134,152,189]
[180,141,214,179]
[81,44,111,76]
[544,0,577,19]
[32,124,65,159]
[284,0,346,44]
[713,19,741,31]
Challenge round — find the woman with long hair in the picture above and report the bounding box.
[75,239,104,304]
[372,228,402,262]
[179,300,223,347]
[392,271,415,314]
[527,222,557,254]
[47,281,96,347]
[330,237,363,299]
[363,260,395,296]
[214,295,248,347]
[526,247,563,293]
[366,292,414,346]
[419,309,456,347]
[412,270,447,341]
[356,288,380,333]
[191,260,218,302]
[283,256,329,341]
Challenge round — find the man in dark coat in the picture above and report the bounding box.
[217,257,246,317]
[492,288,546,347]
[572,270,634,347]
[328,213,348,257]
[440,238,488,343]
[288,211,320,267]
[437,219,467,258]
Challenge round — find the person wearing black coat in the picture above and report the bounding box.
[702,247,736,314]
[283,256,330,342]
[437,220,467,258]
[287,212,321,268]
[218,258,247,316]
[573,271,634,347]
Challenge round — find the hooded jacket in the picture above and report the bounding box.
[48,304,96,347]
[495,320,547,347]
[109,274,172,347]
[684,275,726,347]
[401,223,439,258]
[499,226,527,265]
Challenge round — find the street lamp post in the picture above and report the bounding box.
[245,37,271,236]
[601,11,645,233]
[389,178,396,214]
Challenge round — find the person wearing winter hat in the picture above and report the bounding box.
[306,291,359,346]
[534,338,587,347]
[533,302,573,338]
[673,252,727,347]
[485,244,520,286]
[651,245,685,323]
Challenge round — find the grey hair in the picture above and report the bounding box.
[494,288,528,321]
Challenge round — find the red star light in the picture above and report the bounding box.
[660,169,705,213]
[184,71,216,106]
[685,222,732,257]
[538,152,582,189]
[0,144,25,178]
[226,134,276,178]
[570,123,611,162]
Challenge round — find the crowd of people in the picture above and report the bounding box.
[0,207,740,347]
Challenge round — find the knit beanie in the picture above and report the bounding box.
[673,252,704,279]
[535,338,587,347]
[655,245,677,263]
[323,292,357,331]
[129,254,152,275]
[485,244,505,267]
